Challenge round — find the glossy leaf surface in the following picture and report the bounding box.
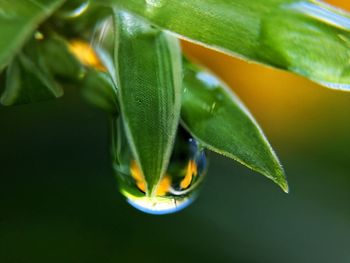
[113,10,182,195]
[108,0,350,90]
[182,61,288,192]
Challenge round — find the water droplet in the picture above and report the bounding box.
[112,119,207,215]
[59,0,90,19]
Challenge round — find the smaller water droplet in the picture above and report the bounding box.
[113,119,207,215]
[59,0,90,19]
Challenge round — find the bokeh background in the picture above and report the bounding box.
[1,1,350,262]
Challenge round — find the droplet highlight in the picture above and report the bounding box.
[59,0,90,19]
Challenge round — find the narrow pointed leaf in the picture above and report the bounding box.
[23,33,84,82]
[0,32,82,106]
[0,0,64,69]
[113,10,182,195]
[182,61,288,192]
[35,35,84,82]
[1,54,63,106]
[107,0,350,90]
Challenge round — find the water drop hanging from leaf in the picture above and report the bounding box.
[112,118,207,215]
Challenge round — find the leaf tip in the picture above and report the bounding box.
[279,179,289,194]
[273,169,289,194]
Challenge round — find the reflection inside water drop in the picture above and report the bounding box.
[112,119,207,215]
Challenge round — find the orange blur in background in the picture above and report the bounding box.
[181,0,350,152]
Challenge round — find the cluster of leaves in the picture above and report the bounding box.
[1,0,350,194]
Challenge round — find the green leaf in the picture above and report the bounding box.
[24,33,84,82]
[113,10,182,195]
[81,69,118,114]
[37,35,84,82]
[0,0,65,70]
[107,0,350,90]
[1,54,63,106]
[0,31,85,106]
[181,60,288,192]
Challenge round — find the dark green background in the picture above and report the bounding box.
[1,88,350,263]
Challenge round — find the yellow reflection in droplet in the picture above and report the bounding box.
[130,160,172,196]
[68,40,106,71]
[130,160,146,193]
[156,175,171,196]
[180,160,197,189]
